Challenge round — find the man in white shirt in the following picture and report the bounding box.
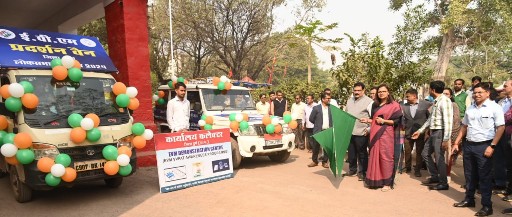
[291,94,306,149]
[166,82,190,132]
[303,94,317,152]
[255,94,270,115]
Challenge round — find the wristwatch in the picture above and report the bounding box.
[490,143,496,149]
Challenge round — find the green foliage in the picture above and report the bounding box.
[251,78,328,105]
[77,18,108,51]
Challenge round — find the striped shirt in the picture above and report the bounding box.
[417,94,453,141]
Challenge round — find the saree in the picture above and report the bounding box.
[365,101,402,188]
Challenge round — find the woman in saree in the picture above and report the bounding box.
[360,84,402,191]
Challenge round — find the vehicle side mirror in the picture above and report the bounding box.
[0,102,14,119]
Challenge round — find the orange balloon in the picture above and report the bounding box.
[61,167,77,182]
[289,120,298,129]
[158,90,165,98]
[85,113,100,128]
[213,77,220,86]
[262,115,271,126]
[0,115,8,130]
[112,82,127,95]
[225,82,232,90]
[21,93,39,109]
[37,157,55,173]
[242,113,249,122]
[205,116,214,125]
[128,98,140,110]
[118,146,132,158]
[283,111,291,116]
[70,127,86,143]
[73,60,81,69]
[5,156,18,165]
[274,124,282,134]
[0,85,11,99]
[230,121,239,131]
[14,132,33,149]
[104,161,120,175]
[52,66,68,81]
[132,136,146,149]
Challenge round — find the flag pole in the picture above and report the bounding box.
[167,0,177,78]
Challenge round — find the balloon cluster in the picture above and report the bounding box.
[0,81,39,112]
[262,115,283,134]
[68,113,102,143]
[112,82,139,110]
[51,55,83,82]
[228,113,249,132]
[168,76,188,89]
[283,111,299,130]
[212,76,232,91]
[131,123,154,149]
[102,145,133,176]
[37,154,77,186]
[153,91,166,105]
[0,130,35,165]
[198,115,214,130]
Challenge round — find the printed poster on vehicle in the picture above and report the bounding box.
[154,128,233,193]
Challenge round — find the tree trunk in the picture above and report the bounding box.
[307,39,312,84]
[433,28,456,81]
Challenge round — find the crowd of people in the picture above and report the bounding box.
[255,76,512,216]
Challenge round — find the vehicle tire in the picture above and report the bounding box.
[9,166,32,203]
[268,150,291,163]
[231,137,242,169]
[104,177,123,188]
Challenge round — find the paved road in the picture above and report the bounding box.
[0,149,511,217]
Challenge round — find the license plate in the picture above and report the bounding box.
[74,159,107,172]
[265,140,282,146]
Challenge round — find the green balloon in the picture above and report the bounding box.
[283,115,292,124]
[201,114,207,120]
[50,58,62,68]
[116,94,130,107]
[131,123,145,135]
[3,133,15,144]
[55,154,72,167]
[204,124,213,130]
[45,173,61,187]
[0,131,7,145]
[86,128,101,142]
[266,124,275,134]
[157,98,165,105]
[68,113,83,128]
[177,77,185,83]
[102,145,118,161]
[229,113,236,122]
[217,82,225,90]
[118,164,133,176]
[5,97,22,112]
[239,121,249,131]
[19,81,34,93]
[167,80,174,88]
[68,68,83,82]
[16,149,35,164]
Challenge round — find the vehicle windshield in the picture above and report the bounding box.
[18,75,129,128]
[201,89,255,111]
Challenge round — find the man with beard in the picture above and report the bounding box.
[167,82,190,132]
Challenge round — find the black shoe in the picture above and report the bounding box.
[342,171,357,177]
[421,178,439,185]
[453,200,476,208]
[405,168,411,173]
[475,207,493,216]
[502,208,512,215]
[429,184,449,190]
[503,195,512,202]
[357,173,365,181]
[493,186,507,195]
[414,170,421,177]
[321,162,329,168]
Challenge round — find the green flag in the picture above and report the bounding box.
[312,105,357,177]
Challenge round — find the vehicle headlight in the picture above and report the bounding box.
[117,135,133,148]
[239,125,258,136]
[33,143,60,160]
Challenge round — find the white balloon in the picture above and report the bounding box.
[271,117,279,125]
[152,94,159,102]
[8,83,24,98]
[235,114,243,122]
[291,113,298,120]
[62,55,75,69]
[51,164,66,177]
[80,118,94,131]
[171,75,178,82]
[0,143,18,157]
[198,120,206,126]
[142,129,154,140]
[126,87,138,98]
[220,75,228,82]
[117,154,131,166]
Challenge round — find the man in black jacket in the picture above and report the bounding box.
[307,92,332,168]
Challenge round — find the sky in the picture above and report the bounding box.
[273,0,406,69]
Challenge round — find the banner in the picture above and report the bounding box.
[0,26,117,72]
[154,128,233,193]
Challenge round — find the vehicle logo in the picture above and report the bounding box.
[86,149,95,156]
[0,29,15,39]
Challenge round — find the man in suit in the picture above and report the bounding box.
[307,92,332,168]
[400,89,431,177]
